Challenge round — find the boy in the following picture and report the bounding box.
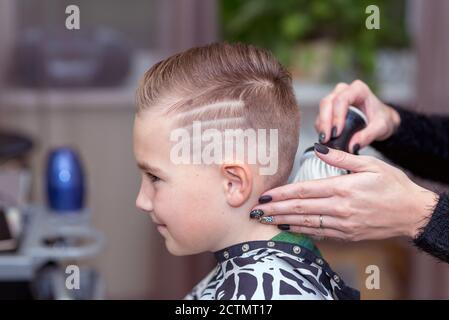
[133,42,359,300]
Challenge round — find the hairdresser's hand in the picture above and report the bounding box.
[252,145,439,241]
[316,79,401,153]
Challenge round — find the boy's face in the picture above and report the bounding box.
[133,110,237,255]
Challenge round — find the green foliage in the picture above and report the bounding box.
[220,0,409,84]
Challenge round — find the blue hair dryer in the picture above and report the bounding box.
[46,147,85,212]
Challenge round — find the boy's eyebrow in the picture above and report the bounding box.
[137,161,163,174]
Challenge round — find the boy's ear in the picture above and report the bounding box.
[221,163,253,207]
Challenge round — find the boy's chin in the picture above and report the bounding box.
[164,239,196,256]
[165,239,202,256]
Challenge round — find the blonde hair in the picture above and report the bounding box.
[136,42,300,187]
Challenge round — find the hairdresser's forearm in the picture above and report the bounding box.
[413,193,449,263]
[371,105,449,184]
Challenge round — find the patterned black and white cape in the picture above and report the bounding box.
[185,240,360,300]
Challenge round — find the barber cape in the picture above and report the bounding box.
[185,232,360,300]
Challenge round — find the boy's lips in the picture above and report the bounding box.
[155,222,167,233]
[152,219,166,227]
[155,222,166,227]
[151,215,167,228]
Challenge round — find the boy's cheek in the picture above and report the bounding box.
[167,218,216,253]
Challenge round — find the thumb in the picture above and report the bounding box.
[313,143,377,173]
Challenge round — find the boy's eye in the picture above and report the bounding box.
[146,172,161,183]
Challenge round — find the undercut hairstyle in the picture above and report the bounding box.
[136,42,300,188]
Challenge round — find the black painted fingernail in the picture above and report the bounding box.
[258,195,272,204]
[314,143,329,154]
[318,132,325,143]
[278,224,290,231]
[250,209,264,219]
[353,144,360,155]
[331,126,338,138]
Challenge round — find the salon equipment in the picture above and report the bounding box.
[0,208,16,252]
[0,206,104,299]
[291,106,367,182]
[1,134,104,299]
[46,148,85,212]
[0,131,33,253]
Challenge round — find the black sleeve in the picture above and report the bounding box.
[413,193,449,263]
[371,106,449,184]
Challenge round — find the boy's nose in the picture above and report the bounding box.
[136,189,154,213]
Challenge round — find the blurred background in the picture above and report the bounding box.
[0,0,448,299]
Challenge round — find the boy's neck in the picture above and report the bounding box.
[213,218,281,252]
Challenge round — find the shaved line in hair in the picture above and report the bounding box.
[175,100,245,120]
